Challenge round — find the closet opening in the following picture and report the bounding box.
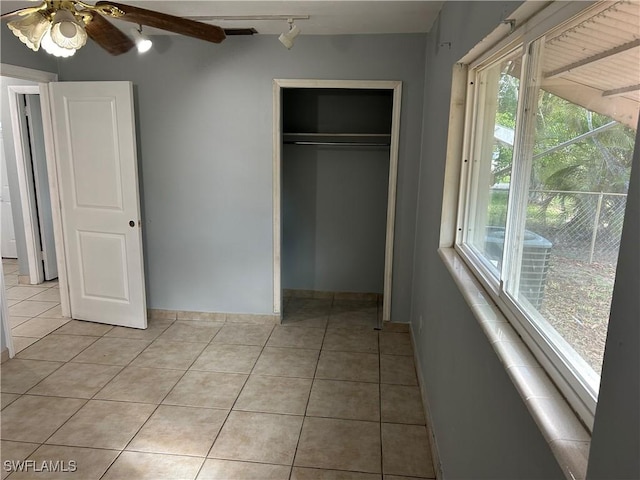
[273,80,402,328]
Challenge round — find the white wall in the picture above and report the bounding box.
[48,33,426,318]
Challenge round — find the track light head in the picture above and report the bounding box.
[131,26,152,53]
[279,19,300,49]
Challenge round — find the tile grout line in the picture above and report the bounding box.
[287,309,330,479]
[29,318,172,461]
[38,315,177,480]
[97,315,190,480]
[197,320,276,478]
[111,318,232,480]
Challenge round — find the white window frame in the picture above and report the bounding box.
[453,1,621,430]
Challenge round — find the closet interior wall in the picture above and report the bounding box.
[282,88,393,296]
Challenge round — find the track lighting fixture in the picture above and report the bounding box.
[279,18,300,50]
[131,25,152,53]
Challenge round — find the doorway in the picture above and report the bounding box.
[5,86,58,283]
[273,79,403,326]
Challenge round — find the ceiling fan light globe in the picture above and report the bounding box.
[41,28,76,57]
[59,21,78,39]
[7,11,50,51]
[50,9,87,49]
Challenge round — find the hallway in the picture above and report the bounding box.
[1,287,435,479]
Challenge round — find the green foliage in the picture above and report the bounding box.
[489,73,635,241]
[532,90,634,195]
[491,73,635,195]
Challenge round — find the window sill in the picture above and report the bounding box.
[438,247,590,480]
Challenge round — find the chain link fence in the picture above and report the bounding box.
[490,188,628,265]
[525,190,627,264]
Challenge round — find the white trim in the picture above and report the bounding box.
[383,83,402,323]
[272,79,402,323]
[0,64,57,84]
[39,83,71,318]
[7,84,43,285]
[440,63,469,248]
[274,79,402,91]
[272,81,282,315]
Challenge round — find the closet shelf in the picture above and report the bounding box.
[283,132,391,146]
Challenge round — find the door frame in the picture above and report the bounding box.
[272,79,403,323]
[1,63,70,321]
[8,84,46,284]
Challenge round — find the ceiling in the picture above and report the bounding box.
[1,1,445,35]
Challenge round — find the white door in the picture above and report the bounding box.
[0,128,18,258]
[26,95,57,279]
[49,81,146,328]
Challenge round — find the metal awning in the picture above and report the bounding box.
[541,0,640,129]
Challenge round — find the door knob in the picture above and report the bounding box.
[129,220,135,227]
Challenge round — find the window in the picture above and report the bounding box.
[457,1,638,427]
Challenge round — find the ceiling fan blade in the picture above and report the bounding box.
[85,13,134,55]
[95,1,226,44]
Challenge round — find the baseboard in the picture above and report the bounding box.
[1,347,10,364]
[284,288,382,302]
[147,309,281,324]
[410,323,444,479]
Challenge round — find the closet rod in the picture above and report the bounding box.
[283,133,391,137]
[285,141,390,146]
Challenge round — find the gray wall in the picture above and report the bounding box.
[413,1,639,478]
[586,123,639,479]
[0,27,59,74]
[282,145,389,293]
[46,33,426,317]
[411,1,565,478]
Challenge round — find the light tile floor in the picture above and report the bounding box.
[3,258,65,355]
[2,262,435,480]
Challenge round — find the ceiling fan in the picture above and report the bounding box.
[1,0,247,57]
